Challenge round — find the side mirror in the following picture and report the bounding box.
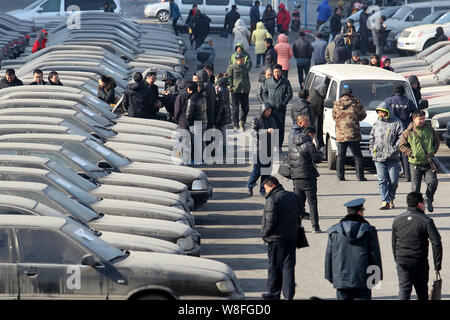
[36,7,43,13]
[81,254,102,267]
[324,98,334,109]
[418,99,428,110]
[406,15,414,22]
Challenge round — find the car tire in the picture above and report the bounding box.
[136,293,169,300]
[157,10,169,22]
[327,138,337,170]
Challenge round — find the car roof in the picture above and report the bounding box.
[0,133,87,143]
[0,98,78,107]
[0,116,64,125]
[0,180,48,192]
[0,215,65,229]
[0,108,79,117]
[310,65,409,82]
[0,142,62,152]
[0,155,49,165]
[0,166,50,176]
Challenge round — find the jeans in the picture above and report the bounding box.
[231,92,250,127]
[267,240,297,300]
[337,289,371,300]
[172,18,179,36]
[400,152,411,180]
[296,58,310,88]
[396,260,429,300]
[274,108,286,150]
[374,160,399,203]
[256,53,264,66]
[293,178,319,229]
[247,163,271,194]
[410,163,438,203]
[376,45,383,55]
[337,141,365,180]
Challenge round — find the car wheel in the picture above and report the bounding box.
[157,10,169,22]
[327,138,337,170]
[136,294,169,300]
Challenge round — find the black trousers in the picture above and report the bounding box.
[293,178,319,229]
[396,260,429,300]
[312,112,324,148]
[267,240,296,300]
[337,141,365,180]
[410,163,438,203]
[231,92,250,127]
[172,18,179,36]
[400,152,411,180]
[274,108,286,150]
[336,288,371,300]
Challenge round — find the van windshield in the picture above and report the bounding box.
[340,81,415,110]
[391,6,412,20]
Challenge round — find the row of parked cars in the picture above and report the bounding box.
[0,11,244,300]
[0,13,34,61]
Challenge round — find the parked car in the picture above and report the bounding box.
[431,111,450,137]
[0,215,243,299]
[443,120,450,147]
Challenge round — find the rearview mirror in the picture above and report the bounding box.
[81,254,102,267]
[36,7,43,13]
[324,98,334,109]
[418,99,428,110]
[406,15,414,22]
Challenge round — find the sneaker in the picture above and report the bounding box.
[261,292,280,300]
[379,201,390,210]
[248,187,253,196]
[427,199,434,212]
[389,201,395,209]
[313,228,322,234]
[301,212,311,220]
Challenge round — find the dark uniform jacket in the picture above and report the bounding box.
[251,103,277,167]
[214,77,231,127]
[287,133,322,179]
[174,80,190,130]
[123,82,157,119]
[186,91,207,126]
[384,94,417,129]
[258,76,293,114]
[392,207,442,270]
[325,214,383,289]
[261,184,303,243]
[290,98,312,125]
[0,77,23,88]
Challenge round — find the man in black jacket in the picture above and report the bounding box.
[29,69,47,85]
[329,7,343,43]
[309,81,327,148]
[123,72,158,119]
[0,69,23,88]
[261,176,303,300]
[259,38,277,82]
[293,31,312,89]
[186,81,207,165]
[224,4,240,49]
[333,37,351,64]
[290,89,312,125]
[174,80,190,130]
[287,127,323,233]
[192,11,211,49]
[325,198,383,300]
[194,69,215,130]
[392,191,442,300]
[358,4,370,56]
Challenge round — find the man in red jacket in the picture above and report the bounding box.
[32,30,47,53]
[277,4,291,35]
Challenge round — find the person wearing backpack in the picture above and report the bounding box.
[195,37,215,70]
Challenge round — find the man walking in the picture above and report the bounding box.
[192,11,211,49]
[227,54,251,132]
[399,110,440,212]
[316,0,332,30]
[311,33,327,66]
[293,32,312,89]
[195,37,215,70]
[359,4,370,56]
[261,176,303,300]
[186,81,208,164]
[392,191,442,300]
[169,0,181,36]
[224,5,240,49]
[325,198,383,300]
[329,7,343,43]
[332,85,367,181]
[369,102,403,210]
[260,64,293,151]
[250,1,261,37]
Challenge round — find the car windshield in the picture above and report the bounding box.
[60,120,92,138]
[61,222,124,262]
[60,148,108,177]
[85,139,131,167]
[44,185,99,223]
[435,12,450,24]
[82,96,118,120]
[23,0,45,10]
[47,172,99,205]
[391,6,412,20]
[423,12,445,24]
[340,81,415,110]
[46,160,98,191]
[81,83,98,96]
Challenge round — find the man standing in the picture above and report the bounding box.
[195,37,215,70]
[332,36,351,64]
[392,191,442,300]
[309,82,327,148]
[248,102,277,196]
[192,11,211,49]
[290,89,312,125]
[408,75,422,107]
[224,5,240,49]
[0,69,23,88]
[174,79,190,130]
[359,4,370,56]
[227,54,251,132]
[311,32,327,66]
[288,114,310,149]
[195,69,216,130]
[186,81,208,164]
[372,15,387,55]
[258,38,277,82]
[399,110,440,212]
[145,71,160,99]
[369,102,403,210]
[385,84,417,182]
[325,198,383,300]
[260,64,293,150]
[293,32,312,89]
[332,85,367,181]
[250,1,261,37]
[261,176,303,300]
[329,7,343,43]
[29,69,47,85]
[316,0,332,30]
[169,0,181,36]
[230,43,252,72]
[123,72,158,119]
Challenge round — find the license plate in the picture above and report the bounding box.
[398,42,404,47]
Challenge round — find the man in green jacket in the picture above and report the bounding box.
[230,42,252,72]
[399,110,440,212]
[227,54,251,132]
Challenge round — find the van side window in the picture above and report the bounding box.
[182,0,203,5]
[311,75,325,89]
[304,72,314,90]
[435,6,450,11]
[328,81,338,101]
[206,0,229,5]
[235,0,252,6]
[66,0,105,10]
[410,8,431,21]
[0,228,12,263]
[41,0,61,12]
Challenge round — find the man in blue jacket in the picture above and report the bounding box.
[325,198,383,300]
[316,0,332,30]
[169,0,182,36]
[250,1,261,37]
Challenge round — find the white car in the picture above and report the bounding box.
[397,12,450,53]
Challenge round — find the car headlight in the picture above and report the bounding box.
[177,236,194,251]
[192,178,208,191]
[216,279,236,293]
[432,119,440,129]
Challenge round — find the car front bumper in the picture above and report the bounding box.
[397,38,421,52]
[190,184,213,209]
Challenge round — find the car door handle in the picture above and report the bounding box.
[24,270,38,277]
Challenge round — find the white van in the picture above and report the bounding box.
[7,0,122,25]
[145,0,263,28]
[304,65,419,170]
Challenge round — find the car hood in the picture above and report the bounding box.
[104,141,173,156]
[100,231,183,255]
[401,23,446,34]
[118,149,182,165]
[111,122,174,137]
[115,116,177,130]
[120,162,205,183]
[108,133,176,150]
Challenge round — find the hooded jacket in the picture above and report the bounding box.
[233,19,251,50]
[0,76,23,88]
[261,184,301,243]
[251,22,272,54]
[408,75,422,104]
[174,80,189,130]
[230,42,252,71]
[215,76,231,127]
[226,59,251,94]
[262,8,276,34]
[251,103,277,165]
[384,93,417,129]
[250,4,261,24]
[258,75,293,113]
[224,8,240,34]
[32,30,47,54]
[369,104,403,162]
[186,91,207,126]
[434,26,448,42]
[291,98,312,124]
[277,4,291,32]
[316,0,332,22]
[97,76,117,105]
[332,37,351,64]
[196,69,216,128]
[274,33,293,70]
[123,81,157,119]
[287,132,323,179]
[332,94,366,142]
[195,42,215,66]
[325,214,383,289]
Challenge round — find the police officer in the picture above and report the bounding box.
[325,198,383,300]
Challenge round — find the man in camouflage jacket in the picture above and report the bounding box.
[332,85,367,181]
